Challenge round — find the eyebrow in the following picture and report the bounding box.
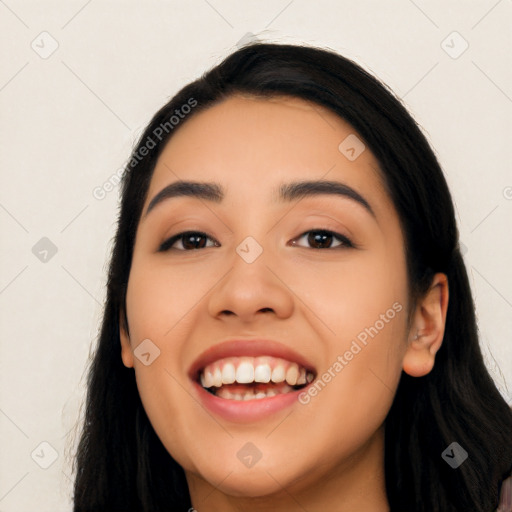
[144,179,375,218]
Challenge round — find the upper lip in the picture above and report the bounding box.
[188,338,316,381]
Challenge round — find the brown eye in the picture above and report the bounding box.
[159,231,219,251]
[292,229,353,249]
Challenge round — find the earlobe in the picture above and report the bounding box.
[119,312,134,369]
[402,273,449,377]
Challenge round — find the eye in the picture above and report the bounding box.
[291,229,354,249]
[158,231,219,251]
[158,229,354,252]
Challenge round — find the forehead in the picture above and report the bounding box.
[146,95,392,216]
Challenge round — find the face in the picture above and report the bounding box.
[120,95,412,501]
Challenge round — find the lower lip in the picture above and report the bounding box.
[193,381,306,422]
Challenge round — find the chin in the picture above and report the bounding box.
[198,465,299,498]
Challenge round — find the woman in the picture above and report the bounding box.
[72,42,512,511]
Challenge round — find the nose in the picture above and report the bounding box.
[207,243,295,324]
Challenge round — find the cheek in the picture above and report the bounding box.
[295,305,406,466]
[292,246,408,419]
[125,259,212,340]
[290,247,408,340]
[131,361,208,475]
[124,259,233,471]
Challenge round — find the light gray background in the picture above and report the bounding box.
[1,1,511,510]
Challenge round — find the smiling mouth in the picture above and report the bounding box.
[197,356,315,401]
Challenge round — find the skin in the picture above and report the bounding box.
[120,95,449,511]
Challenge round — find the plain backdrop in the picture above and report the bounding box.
[0,1,511,510]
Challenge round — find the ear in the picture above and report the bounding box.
[402,273,449,377]
[119,311,134,368]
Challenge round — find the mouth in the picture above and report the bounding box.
[197,356,315,401]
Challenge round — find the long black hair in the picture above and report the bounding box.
[72,42,512,511]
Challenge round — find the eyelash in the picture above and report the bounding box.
[158,229,355,252]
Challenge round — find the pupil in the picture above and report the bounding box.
[308,231,332,249]
[184,234,206,249]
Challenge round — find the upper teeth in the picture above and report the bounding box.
[199,356,314,388]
